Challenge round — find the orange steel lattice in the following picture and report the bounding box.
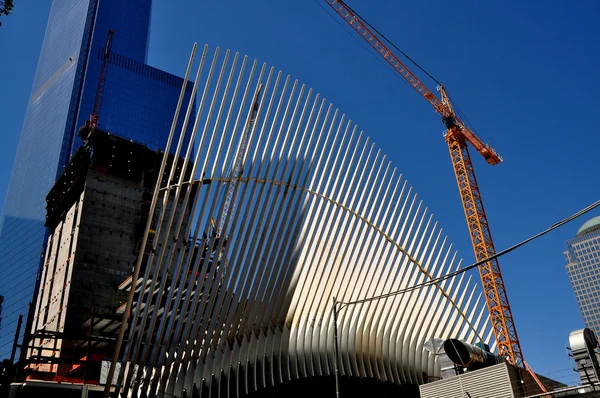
[90,29,115,129]
[524,360,549,394]
[79,29,114,141]
[446,128,523,366]
[325,0,525,367]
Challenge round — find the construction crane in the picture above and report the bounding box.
[323,0,526,369]
[216,84,263,239]
[78,29,115,140]
[193,85,263,282]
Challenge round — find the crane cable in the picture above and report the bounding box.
[321,1,492,143]
[338,0,443,87]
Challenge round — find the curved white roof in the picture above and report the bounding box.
[115,45,494,397]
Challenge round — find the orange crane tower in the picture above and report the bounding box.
[324,0,524,367]
[90,29,115,129]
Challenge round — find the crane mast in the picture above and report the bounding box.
[217,85,263,238]
[445,124,523,366]
[90,29,114,129]
[324,0,524,367]
[199,86,263,285]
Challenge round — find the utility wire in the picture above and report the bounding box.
[538,367,577,376]
[338,199,600,306]
[508,378,559,391]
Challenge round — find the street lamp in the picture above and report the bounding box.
[332,296,342,398]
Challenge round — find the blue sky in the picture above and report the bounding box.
[1,0,599,384]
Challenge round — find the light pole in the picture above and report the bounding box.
[332,296,342,398]
[331,289,420,397]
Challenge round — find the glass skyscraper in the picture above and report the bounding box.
[565,216,600,337]
[0,0,194,358]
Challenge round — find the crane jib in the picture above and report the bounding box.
[327,0,502,166]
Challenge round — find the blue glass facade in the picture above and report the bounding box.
[75,49,194,154]
[0,0,194,358]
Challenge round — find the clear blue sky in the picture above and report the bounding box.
[1,0,599,384]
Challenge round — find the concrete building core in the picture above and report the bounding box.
[26,130,193,382]
[0,0,196,358]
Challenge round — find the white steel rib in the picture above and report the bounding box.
[112,45,494,397]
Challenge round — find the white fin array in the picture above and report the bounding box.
[112,45,493,398]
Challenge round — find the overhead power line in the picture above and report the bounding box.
[339,199,600,306]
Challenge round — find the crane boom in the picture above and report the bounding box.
[324,0,525,367]
[325,1,502,166]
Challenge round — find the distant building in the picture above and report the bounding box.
[25,130,194,382]
[0,0,195,358]
[565,216,600,336]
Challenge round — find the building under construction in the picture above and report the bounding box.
[19,130,194,386]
